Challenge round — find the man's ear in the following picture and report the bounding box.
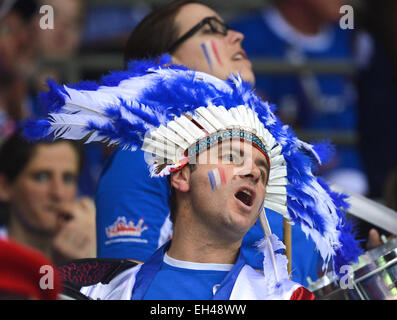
[170,166,191,193]
[0,174,11,202]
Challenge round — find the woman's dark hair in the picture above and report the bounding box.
[0,133,84,184]
[123,0,203,65]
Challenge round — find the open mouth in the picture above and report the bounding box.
[234,187,255,207]
[232,51,247,61]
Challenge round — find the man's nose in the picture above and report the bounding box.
[235,161,261,183]
[49,178,66,201]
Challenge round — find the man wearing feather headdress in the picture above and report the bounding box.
[81,137,314,300]
[24,53,362,299]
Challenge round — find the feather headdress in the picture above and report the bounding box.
[24,56,361,276]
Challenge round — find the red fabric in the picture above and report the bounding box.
[0,239,61,299]
[290,286,316,300]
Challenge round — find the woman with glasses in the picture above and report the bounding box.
[96,0,321,287]
[123,1,254,84]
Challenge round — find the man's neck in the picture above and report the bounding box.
[167,219,241,265]
[276,2,324,35]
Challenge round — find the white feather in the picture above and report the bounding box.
[264,201,289,217]
[262,128,276,150]
[268,177,288,186]
[155,125,190,150]
[47,113,110,142]
[265,193,287,205]
[270,155,285,168]
[236,105,250,129]
[269,166,288,180]
[175,115,206,140]
[246,108,257,132]
[266,186,287,195]
[208,105,236,129]
[269,144,283,158]
[63,87,117,116]
[229,108,242,129]
[141,138,182,161]
[194,107,223,132]
[191,113,217,134]
[167,120,196,145]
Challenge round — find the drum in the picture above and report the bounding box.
[309,237,397,300]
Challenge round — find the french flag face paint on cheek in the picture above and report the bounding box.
[208,167,227,190]
[201,41,223,72]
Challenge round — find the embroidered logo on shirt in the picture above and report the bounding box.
[105,216,148,243]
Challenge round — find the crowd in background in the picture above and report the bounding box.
[0,0,396,299]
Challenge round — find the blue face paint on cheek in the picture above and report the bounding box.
[201,42,213,71]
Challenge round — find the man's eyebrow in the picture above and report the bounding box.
[255,158,269,172]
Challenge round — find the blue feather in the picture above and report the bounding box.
[39,79,68,113]
[68,80,99,91]
[23,119,52,141]
[311,140,335,166]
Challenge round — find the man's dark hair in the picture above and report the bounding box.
[123,0,203,65]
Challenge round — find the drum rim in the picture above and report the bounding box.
[366,237,397,261]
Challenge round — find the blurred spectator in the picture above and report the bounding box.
[230,0,368,196]
[34,0,84,61]
[0,238,61,300]
[27,0,86,93]
[0,0,38,143]
[24,0,106,197]
[0,133,96,265]
[0,0,37,72]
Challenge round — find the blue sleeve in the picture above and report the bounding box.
[96,149,171,261]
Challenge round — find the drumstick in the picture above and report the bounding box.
[283,217,292,277]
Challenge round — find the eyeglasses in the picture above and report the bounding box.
[168,17,230,53]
